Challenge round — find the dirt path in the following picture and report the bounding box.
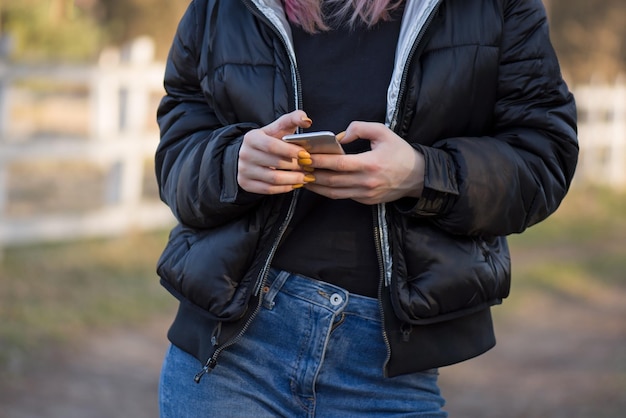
[0,319,170,418]
[440,290,626,417]
[1,282,624,417]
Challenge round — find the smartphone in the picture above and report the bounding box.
[282,131,345,154]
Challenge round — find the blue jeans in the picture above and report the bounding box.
[159,269,447,417]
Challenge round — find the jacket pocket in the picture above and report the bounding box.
[157,215,263,321]
[390,220,511,325]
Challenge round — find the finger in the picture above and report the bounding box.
[335,128,356,145]
[308,153,363,172]
[243,129,310,166]
[241,179,301,195]
[310,169,376,189]
[240,141,299,171]
[340,121,389,146]
[297,149,313,167]
[238,167,315,194]
[247,164,316,186]
[263,110,313,138]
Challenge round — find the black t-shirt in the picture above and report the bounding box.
[272,6,403,297]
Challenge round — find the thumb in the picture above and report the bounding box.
[339,121,389,147]
[263,110,313,138]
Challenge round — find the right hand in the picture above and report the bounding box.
[238,110,316,194]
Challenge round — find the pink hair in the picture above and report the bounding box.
[283,0,404,33]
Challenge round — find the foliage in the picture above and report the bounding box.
[0,0,188,62]
[95,0,189,60]
[548,0,626,83]
[0,0,104,62]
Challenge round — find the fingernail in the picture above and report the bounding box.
[302,166,315,172]
[304,174,316,183]
[301,116,313,127]
[298,150,311,159]
[298,158,313,166]
[293,183,304,189]
[336,131,346,142]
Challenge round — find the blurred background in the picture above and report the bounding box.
[0,1,624,417]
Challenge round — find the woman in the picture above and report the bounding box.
[156,0,578,416]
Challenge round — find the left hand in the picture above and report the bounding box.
[304,122,425,205]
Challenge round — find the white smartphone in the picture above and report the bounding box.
[282,131,345,155]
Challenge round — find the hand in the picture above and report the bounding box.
[238,111,317,194]
[304,122,425,205]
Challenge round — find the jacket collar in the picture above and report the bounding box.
[387,0,442,127]
[246,0,294,57]
[246,0,442,127]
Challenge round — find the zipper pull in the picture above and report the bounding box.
[194,357,217,384]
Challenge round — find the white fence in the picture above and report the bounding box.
[0,37,175,248]
[573,76,626,188]
[0,39,624,248]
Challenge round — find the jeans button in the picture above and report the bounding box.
[330,293,343,306]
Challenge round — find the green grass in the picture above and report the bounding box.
[0,230,176,371]
[508,186,626,247]
[505,186,626,312]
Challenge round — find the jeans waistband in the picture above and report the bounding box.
[265,268,381,322]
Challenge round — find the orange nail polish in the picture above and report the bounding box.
[301,116,313,127]
[298,150,311,159]
[304,174,316,183]
[293,183,304,189]
[302,166,315,173]
[336,131,346,142]
[298,158,313,166]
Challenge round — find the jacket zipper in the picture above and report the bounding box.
[194,190,301,383]
[373,205,393,375]
[378,0,443,376]
[194,0,303,384]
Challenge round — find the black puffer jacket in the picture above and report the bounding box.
[156,0,578,378]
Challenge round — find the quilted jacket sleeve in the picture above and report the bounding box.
[155,0,263,229]
[408,0,578,236]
